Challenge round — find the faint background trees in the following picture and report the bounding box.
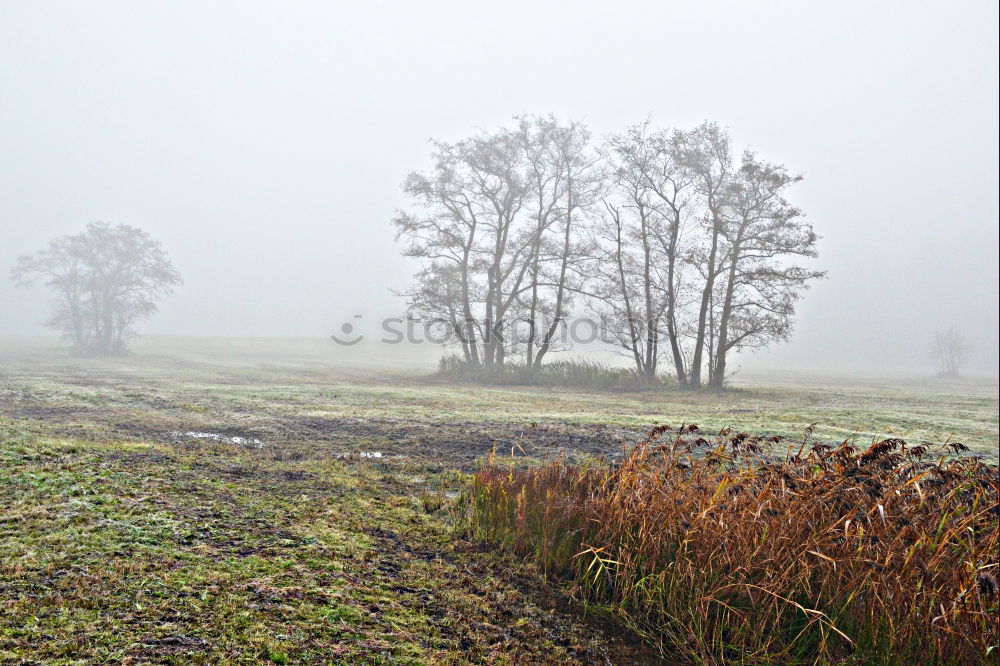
[930,327,969,378]
[394,116,825,388]
[10,222,181,355]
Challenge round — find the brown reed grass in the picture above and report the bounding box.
[467,426,999,664]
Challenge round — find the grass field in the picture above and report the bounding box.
[0,336,997,663]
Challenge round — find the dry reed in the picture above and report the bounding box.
[468,426,999,664]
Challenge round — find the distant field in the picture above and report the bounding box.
[2,336,997,459]
[0,336,997,663]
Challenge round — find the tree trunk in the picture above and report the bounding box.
[710,230,743,390]
[690,208,721,388]
[610,208,644,375]
[526,257,539,365]
[533,177,573,368]
[459,221,480,366]
[640,207,657,380]
[709,262,738,389]
[664,217,688,388]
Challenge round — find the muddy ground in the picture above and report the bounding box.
[0,357,663,664]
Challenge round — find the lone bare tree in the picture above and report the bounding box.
[10,222,181,355]
[930,327,969,378]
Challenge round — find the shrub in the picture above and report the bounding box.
[435,354,676,391]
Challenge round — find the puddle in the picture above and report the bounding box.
[336,451,393,460]
[171,431,263,446]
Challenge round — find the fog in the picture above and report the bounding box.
[1,0,997,376]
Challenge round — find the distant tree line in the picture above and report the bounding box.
[394,116,825,389]
[11,222,181,356]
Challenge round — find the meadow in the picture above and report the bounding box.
[0,336,996,663]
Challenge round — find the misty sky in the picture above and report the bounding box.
[1,0,997,374]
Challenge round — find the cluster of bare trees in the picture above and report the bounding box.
[11,222,181,355]
[394,116,824,389]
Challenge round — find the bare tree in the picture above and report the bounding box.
[930,327,969,378]
[678,122,733,389]
[601,122,696,385]
[519,115,601,368]
[707,152,825,388]
[10,222,181,355]
[588,132,672,380]
[588,195,665,379]
[396,117,597,368]
[394,139,487,364]
[394,125,533,366]
[518,115,566,365]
